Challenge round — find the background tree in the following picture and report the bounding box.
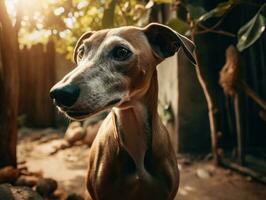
[167,0,265,163]
[0,0,20,168]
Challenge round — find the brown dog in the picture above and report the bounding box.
[50,23,195,200]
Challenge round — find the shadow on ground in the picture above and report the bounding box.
[18,128,266,200]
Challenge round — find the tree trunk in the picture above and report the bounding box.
[0,0,19,168]
[102,0,117,28]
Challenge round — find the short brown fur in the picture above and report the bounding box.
[51,23,196,200]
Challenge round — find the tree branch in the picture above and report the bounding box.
[239,80,266,110]
[196,23,235,37]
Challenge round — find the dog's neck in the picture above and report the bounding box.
[113,71,158,171]
[114,70,159,115]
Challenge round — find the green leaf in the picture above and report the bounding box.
[196,0,237,22]
[186,5,206,21]
[167,18,190,35]
[237,13,266,51]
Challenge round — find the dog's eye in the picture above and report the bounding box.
[112,46,132,61]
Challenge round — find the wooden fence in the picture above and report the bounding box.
[18,42,56,127]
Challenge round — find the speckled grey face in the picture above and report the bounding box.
[50,24,196,120]
[51,31,137,120]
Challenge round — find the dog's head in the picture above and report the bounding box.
[50,23,196,120]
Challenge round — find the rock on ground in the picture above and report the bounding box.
[65,122,85,144]
[196,168,212,179]
[0,166,20,184]
[15,175,39,188]
[0,184,43,200]
[36,178,57,197]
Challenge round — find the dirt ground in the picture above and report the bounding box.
[18,128,266,200]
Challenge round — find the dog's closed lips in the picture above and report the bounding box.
[106,98,121,107]
[65,98,122,119]
[67,111,89,117]
[63,110,92,120]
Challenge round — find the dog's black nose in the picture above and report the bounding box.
[50,84,80,107]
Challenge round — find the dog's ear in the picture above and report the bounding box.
[73,31,94,63]
[143,23,196,65]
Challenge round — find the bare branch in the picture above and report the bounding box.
[239,81,266,110]
[196,24,235,37]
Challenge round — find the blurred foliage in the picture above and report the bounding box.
[5,0,265,60]
[8,0,149,60]
[158,99,174,124]
[167,0,265,52]
[167,17,190,35]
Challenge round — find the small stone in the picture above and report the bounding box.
[0,184,42,200]
[60,140,71,149]
[0,166,20,184]
[36,178,57,197]
[65,122,85,144]
[178,158,192,166]
[196,168,211,179]
[15,175,39,187]
[53,189,65,199]
[29,134,43,141]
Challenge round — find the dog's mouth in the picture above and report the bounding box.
[59,98,122,120]
[66,111,91,120]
